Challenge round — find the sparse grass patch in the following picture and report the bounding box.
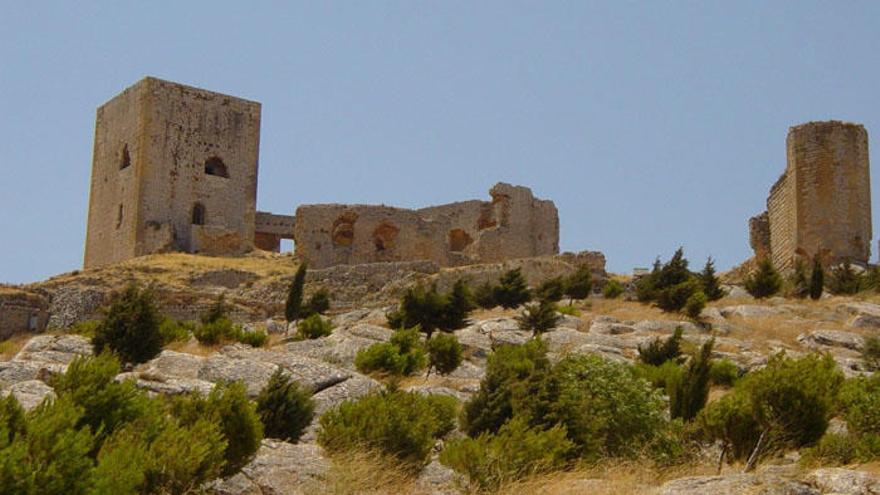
[316,449,422,495]
[0,334,32,360]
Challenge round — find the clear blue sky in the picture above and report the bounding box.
[2,2,879,284]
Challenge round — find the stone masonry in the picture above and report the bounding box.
[750,121,871,271]
[84,77,261,268]
[294,183,559,269]
[83,78,565,271]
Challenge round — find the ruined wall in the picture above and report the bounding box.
[254,211,296,252]
[84,77,261,269]
[294,183,559,269]
[0,289,49,339]
[751,121,871,271]
[748,211,771,261]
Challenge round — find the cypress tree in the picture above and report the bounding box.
[285,264,308,321]
[670,338,714,421]
[700,257,726,301]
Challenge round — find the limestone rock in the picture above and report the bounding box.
[137,350,205,379]
[589,321,637,335]
[656,473,817,495]
[198,354,279,397]
[116,371,215,396]
[13,334,92,365]
[219,345,350,392]
[805,468,880,494]
[209,440,330,495]
[719,305,789,319]
[633,320,700,334]
[555,314,584,330]
[415,459,463,495]
[0,360,63,388]
[311,374,382,415]
[797,330,865,352]
[2,380,55,411]
[404,385,469,403]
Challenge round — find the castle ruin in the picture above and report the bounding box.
[84,77,559,269]
[749,121,871,271]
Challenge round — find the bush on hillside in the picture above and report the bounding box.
[633,360,683,391]
[700,257,726,301]
[862,336,880,371]
[602,279,624,299]
[92,284,163,364]
[461,339,551,437]
[636,248,699,312]
[535,277,566,303]
[709,359,740,387]
[440,416,573,491]
[564,265,593,302]
[296,314,333,340]
[684,290,707,319]
[669,339,713,421]
[201,294,229,325]
[305,288,331,316]
[318,390,456,468]
[193,317,268,347]
[158,319,194,345]
[355,327,426,376]
[387,281,473,338]
[493,268,532,309]
[256,369,315,443]
[827,260,863,295]
[169,381,263,475]
[787,259,809,299]
[638,327,684,366]
[810,257,825,300]
[697,391,760,464]
[744,259,783,299]
[426,333,463,377]
[473,281,498,309]
[285,263,308,321]
[516,300,561,337]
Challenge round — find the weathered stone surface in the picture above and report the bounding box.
[209,441,330,495]
[198,354,279,397]
[656,473,817,495]
[219,345,350,392]
[2,380,55,411]
[405,385,469,403]
[311,374,382,415]
[0,288,49,338]
[555,314,583,330]
[719,305,789,319]
[116,371,215,396]
[589,321,637,335]
[13,334,92,365]
[797,330,865,352]
[542,328,592,353]
[415,459,463,495]
[0,360,62,387]
[805,468,880,494]
[137,350,205,379]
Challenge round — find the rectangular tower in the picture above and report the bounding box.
[84,77,261,269]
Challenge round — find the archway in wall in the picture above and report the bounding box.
[448,228,473,252]
[204,156,229,178]
[373,222,399,252]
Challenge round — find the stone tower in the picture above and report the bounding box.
[750,121,871,271]
[84,77,261,269]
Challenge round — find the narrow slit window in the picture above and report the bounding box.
[192,203,206,225]
[120,144,131,170]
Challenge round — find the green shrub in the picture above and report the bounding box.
[440,416,573,491]
[296,314,333,340]
[461,339,551,437]
[493,268,532,309]
[305,288,331,316]
[697,390,761,464]
[318,390,454,468]
[532,354,667,459]
[700,257,726,301]
[787,259,809,299]
[91,426,149,495]
[636,248,699,312]
[426,333,463,376]
[809,257,825,300]
[669,339,713,421]
[143,418,226,493]
[745,259,782,299]
[536,277,566,303]
[828,260,864,295]
[837,375,880,435]
[633,360,683,391]
[158,319,194,345]
[170,381,263,475]
[236,328,269,347]
[801,431,859,466]
[355,327,426,376]
[92,284,163,364]
[516,300,561,337]
[564,265,593,302]
[256,370,315,443]
[709,359,740,387]
[862,336,880,371]
[684,290,707,319]
[425,394,460,438]
[50,353,156,442]
[70,320,100,337]
[557,304,581,316]
[602,279,624,299]
[387,281,474,337]
[285,263,308,321]
[473,281,498,309]
[638,327,683,366]
[193,317,237,345]
[656,280,699,313]
[201,294,229,324]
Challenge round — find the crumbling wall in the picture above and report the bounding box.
[748,211,771,261]
[294,183,560,269]
[254,212,296,252]
[750,121,871,271]
[84,77,261,269]
[0,289,49,339]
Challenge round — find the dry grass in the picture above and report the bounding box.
[164,338,223,357]
[0,333,32,360]
[581,298,680,323]
[310,450,425,495]
[492,460,718,495]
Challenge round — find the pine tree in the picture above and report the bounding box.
[285,264,307,321]
[443,279,476,331]
[536,277,566,303]
[700,258,726,301]
[564,265,592,303]
[745,259,782,299]
[493,268,531,309]
[92,285,163,364]
[670,338,714,421]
